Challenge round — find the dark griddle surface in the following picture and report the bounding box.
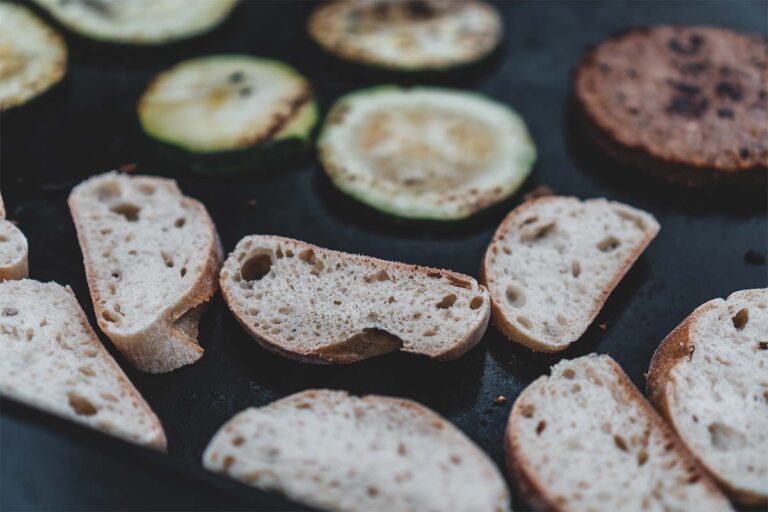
[1,1,767,510]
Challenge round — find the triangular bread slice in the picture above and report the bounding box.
[647,289,768,505]
[203,389,511,512]
[506,354,732,511]
[0,190,29,281]
[219,235,490,364]
[68,172,222,373]
[0,279,165,449]
[481,196,659,352]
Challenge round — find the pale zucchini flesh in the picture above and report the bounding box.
[32,0,238,45]
[318,87,536,220]
[138,55,317,155]
[309,0,502,71]
[0,3,66,111]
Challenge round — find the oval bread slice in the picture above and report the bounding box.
[32,0,238,45]
[308,0,502,71]
[506,354,732,512]
[647,289,768,505]
[481,196,659,352]
[220,235,490,364]
[318,86,536,220]
[203,389,511,512]
[0,191,29,281]
[68,172,223,374]
[0,279,166,449]
[0,3,67,111]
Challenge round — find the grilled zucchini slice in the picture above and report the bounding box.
[32,0,238,45]
[138,55,317,173]
[0,3,66,111]
[318,87,536,220]
[308,0,502,71]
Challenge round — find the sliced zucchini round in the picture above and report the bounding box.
[0,3,66,111]
[138,55,317,160]
[32,0,238,45]
[308,0,502,71]
[318,87,536,220]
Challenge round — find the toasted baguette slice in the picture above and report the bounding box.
[0,279,165,449]
[203,389,511,512]
[68,172,223,373]
[506,354,732,512]
[0,191,29,281]
[220,235,490,364]
[481,197,659,352]
[647,289,768,505]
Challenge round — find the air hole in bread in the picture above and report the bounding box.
[637,450,648,466]
[536,420,546,435]
[522,216,538,225]
[517,315,533,329]
[731,308,749,330]
[298,249,317,265]
[469,296,484,309]
[758,342,768,350]
[436,293,457,309]
[522,404,535,417]
[96,182,120,201]
[314,328,403,359]
[614,435,628,451]
[427,271,442,279]
[367,486,379,497]
[708,422,746,450]
[571,261,582,278]
[597,236,621,252]
[67,392,98,416]
[137,183,155,195]
[174,217,186,228]
[232,436,244,446]
[423,328,438,336]
[0,235,7,243]
[110,202,140,222]
[521,221,556,242]
[562,368,575,379]
[78,366,95,377]
[161,251,175,268]
[102,310,119,323]
[180,267,187,277]
[2,307,18,317]
[241,252,273,281]
[505,285,525,307]
[365,269,390,283]
[222,456,235,471]
[557,314,569,326]
[111,271,121,280]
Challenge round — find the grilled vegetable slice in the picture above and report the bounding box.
[308,0,502,71]
[32,0,238,45]
[318,87,536,220]
[138,55,317,171]
[0,3,66,111]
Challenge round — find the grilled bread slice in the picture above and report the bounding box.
[68,172,222,373]
[481,197,659,352]
[506,354,732,512]
[0,191,29,281]
[203,389,511,512]
[220,235,490,364]
[647,289,768,505]
[0,279,165,449]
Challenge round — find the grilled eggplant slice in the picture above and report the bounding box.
[308,0,502,71]
[318,86,536,220]
[138,55,317,174]
[0,3,66,111]
[32,0,238,45]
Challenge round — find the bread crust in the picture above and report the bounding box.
[506,355,727,511]
[573,26,768,186]
[647,290,768,506]
[69,174,223,374]
[220,235,490,364]
[480,196,659,352]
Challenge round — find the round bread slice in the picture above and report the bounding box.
[68,172,223,373]
[318,86,536,220]
[219,235,490,364]
[203,389,511,512]
[481,196,659,352]
[0,279,166,450]
[506,354,732,512]
[647,289,768,505]
[0,3,67,111]
[308,0,502,71]
[0,191,29,281]
[32,0,238,45]
[574,26,768,185]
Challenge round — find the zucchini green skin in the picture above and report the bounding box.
[145,100,318,176]
[318,86,537,221]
